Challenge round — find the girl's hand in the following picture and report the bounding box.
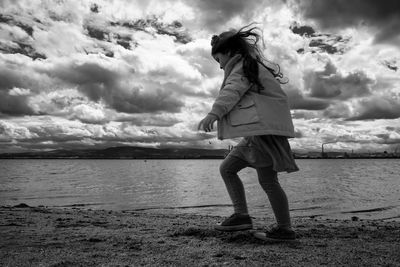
[198,114,218,132]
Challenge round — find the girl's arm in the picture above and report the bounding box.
[209,64,251,120]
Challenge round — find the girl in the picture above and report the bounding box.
[198,24,299,241]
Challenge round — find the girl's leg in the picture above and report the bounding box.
[219,155,249,214]
[256,166,292,230]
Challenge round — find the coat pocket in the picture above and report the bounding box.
[228,95,260,126]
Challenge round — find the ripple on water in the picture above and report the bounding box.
[0,159,399,220]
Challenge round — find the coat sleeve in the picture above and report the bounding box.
[209,64,251,119]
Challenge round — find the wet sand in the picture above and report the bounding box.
[1,204,399,266]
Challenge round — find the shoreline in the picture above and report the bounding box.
[3,202,399,222]
[1,157,400,159]
[1,205,399,266]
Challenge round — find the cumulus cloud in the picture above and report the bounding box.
[0,120,34,141]
[71,103,108,124]
[291,0,400,45]
[304,61,374,100]
[1,0,400,153]
[38,59,185,114]
[347,97,400,121]
[8,87,31,96]
[323,102,352,119]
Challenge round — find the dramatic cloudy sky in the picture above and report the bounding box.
[1,0,399,153]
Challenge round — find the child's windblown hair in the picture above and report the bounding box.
[211,23,286,89]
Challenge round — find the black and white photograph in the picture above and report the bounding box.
[0,0,399,266]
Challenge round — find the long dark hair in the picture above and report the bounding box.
[211,23,286,90]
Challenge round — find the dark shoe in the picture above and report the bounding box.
[253,226,296,241]
[214,213,253,232]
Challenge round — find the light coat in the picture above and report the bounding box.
[209,54,295,140]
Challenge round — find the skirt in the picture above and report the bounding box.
[228,135,299,173]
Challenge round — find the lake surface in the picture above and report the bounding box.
[0,159,399,220]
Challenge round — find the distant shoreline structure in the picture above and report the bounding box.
[0,146,399,159]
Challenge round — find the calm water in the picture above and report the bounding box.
[0,159,399,220]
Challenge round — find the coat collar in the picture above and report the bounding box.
[220,54,242,88]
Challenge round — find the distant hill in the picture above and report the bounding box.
[1,146,398,159]
[0,146,228,159]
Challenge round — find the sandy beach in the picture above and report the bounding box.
[1,204,399,267]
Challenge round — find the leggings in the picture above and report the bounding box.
[219,155,291,228]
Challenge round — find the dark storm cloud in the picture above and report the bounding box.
[0,13,46,60]
[376,134,400,145]
[113,17,192,44]
[292,0,400,44]
[85,24,109,42]
[286,87,331,110]
[47,62,117,101]
[194,0,249,27]
[0,41,47,60]
[90,3,100,13]
[84,22,137,51]
[43,62,184,114]
[84,16,191,54]
[288,94,330,110]
[381,60,398,72]
[290,24,315,37]
[309,38,338,55]
[305,62,373,100]
[192,0,268,31]
[112,17,191,45]
[0,67,26,91]
[151,20,192,44]
[0,66,42,116]
[291,23,350,55]
[0,92,36,116]
[308,34,349,55]
[347,97,400,121]
[111,88,184,114]
[0,13,33,36]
